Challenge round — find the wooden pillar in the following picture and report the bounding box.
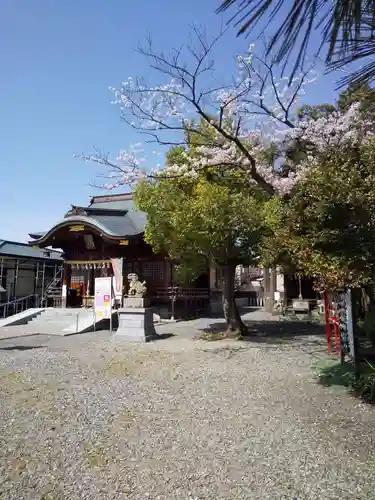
[61,262,70,308]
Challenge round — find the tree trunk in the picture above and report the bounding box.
[221,263,248,336]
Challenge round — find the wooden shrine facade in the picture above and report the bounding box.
[28,193,210,316]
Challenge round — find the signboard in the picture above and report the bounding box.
[326,289,358,365]
[292,299,310,312]
[345,289,356,359]
[69,225,85,232]
[94,277,113,321]
[336,289,356,361]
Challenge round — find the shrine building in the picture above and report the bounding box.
[28,193,210,316]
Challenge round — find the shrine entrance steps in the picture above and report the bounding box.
[0,308,100,338]
[0,307,163,340]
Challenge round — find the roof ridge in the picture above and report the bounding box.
[0,239,31,247]
[89,192,133,205]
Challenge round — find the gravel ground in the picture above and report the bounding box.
[0,319,375,500]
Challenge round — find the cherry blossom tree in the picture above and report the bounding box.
[78,28,375,200]
[77,28,318,196]
[76,28,375,327]
[79,28,375,200]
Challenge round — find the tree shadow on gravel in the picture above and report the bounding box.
[0,345,47,351]
[153,333,175,341]
[198,320,327,357]
[202,319,324,340]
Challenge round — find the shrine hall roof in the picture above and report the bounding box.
[0,239,63,260]
[28,193,147,246]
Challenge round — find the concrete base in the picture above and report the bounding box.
[264,297,275,313]
[114,307,159,342]
[123,297,149,308]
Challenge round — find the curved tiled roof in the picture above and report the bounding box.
[28,193,147,246]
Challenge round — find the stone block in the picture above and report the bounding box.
[123,297,149,308]
[114,307,159,342]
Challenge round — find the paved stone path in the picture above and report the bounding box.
[0,310,374,499]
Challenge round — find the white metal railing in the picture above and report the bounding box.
[0,294,41,319]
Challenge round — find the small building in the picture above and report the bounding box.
[0,239,63,316]
[28,193,210,318]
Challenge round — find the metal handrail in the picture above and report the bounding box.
[41,265,64,306]
[76,311,80,333]
[0,293,41,319]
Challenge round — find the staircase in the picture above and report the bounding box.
[0,308,99,338]
[42,266,63,306]
[0,266,63,322]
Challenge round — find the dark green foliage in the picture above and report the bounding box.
[281,142,375,289]
[352,369,375,403]
[297,104,336,120]
[338,82,375,122]
[316,359,375,404]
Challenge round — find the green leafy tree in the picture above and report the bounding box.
[134,161,267,336]
[338,82,375,121]
[279,139,375,290]
[297,104,336,121]
[259,82,375,292]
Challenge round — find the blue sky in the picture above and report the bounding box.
[1,0,344,242]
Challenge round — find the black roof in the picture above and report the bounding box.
[0,239,63,260]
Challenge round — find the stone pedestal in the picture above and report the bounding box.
[123,297,149,308]
[114,307,159,343]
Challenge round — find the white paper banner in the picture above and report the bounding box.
[94,277,112,320]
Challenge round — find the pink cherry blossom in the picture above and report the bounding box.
[76,31,372,196]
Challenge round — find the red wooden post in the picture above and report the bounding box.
[323,292,332,353]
